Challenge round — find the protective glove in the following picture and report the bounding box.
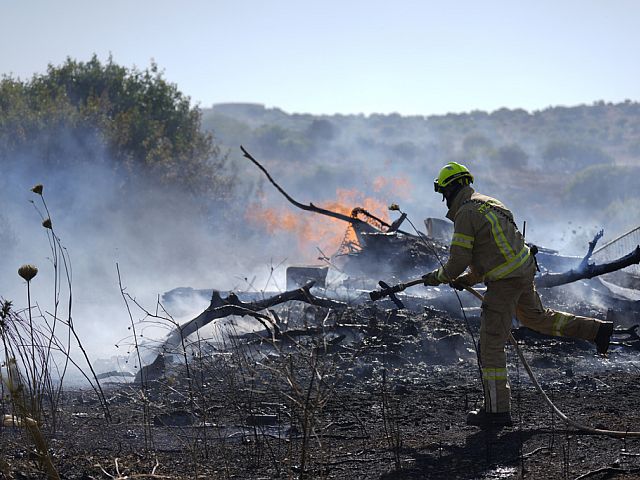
[449,272,478,291]
[422,271,441,287]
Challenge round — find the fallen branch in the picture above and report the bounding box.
[536,245,640,288]
[578,229,604,271]
[136,282,347,382]
[573,466,640,480]
[241,146,416,238]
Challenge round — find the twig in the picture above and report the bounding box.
[522,446,551,458]
[117,264,150,447]
[573,466,640,480]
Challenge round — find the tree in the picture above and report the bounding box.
[0,55,232,200]
[542,141,612,172]
[305,118,336,142]
[254,124,313,161]
[462,134,493,155]
[491,144,528,170]
[565,164,640,208]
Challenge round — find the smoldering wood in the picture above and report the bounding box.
[535,246,640,289]
[144,242,639,382]
[134,157,640,383]
[136,282,347,383]
[578,229,604,271]
[138,242,640,383]
[241,146,415,239]
[242,146,640,286]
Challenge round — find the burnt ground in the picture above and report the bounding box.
[2,290,640,480]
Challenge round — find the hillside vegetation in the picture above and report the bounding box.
[202,101,640,248]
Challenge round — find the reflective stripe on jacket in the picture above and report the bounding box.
[436,186,532,283]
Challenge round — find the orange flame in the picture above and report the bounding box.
[245,188,391,260]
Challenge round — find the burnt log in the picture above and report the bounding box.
[578,229,604,271]
[136,282,347,383]
[536,245,640,289]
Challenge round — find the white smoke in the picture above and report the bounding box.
[0,142,293,368]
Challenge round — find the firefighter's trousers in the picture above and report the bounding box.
[480,266,604,413]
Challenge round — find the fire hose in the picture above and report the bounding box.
[369,281,640,438]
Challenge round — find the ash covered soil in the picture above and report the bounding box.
[2,289,640,479]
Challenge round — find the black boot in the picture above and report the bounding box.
[466,409,512,428]
[594,322,614,355]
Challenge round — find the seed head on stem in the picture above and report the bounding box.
[18,264,38,282]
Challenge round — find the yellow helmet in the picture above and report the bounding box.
[434,162,474,193]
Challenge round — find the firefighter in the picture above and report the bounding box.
[422,162,614,428]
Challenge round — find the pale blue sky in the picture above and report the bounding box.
[1,0,639,115]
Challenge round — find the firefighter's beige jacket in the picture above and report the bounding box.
[435,186,533,284]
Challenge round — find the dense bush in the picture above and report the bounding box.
[491,144,529,170]
[565,164,640,207]
[542,141,612,172]
[0,56,232,201]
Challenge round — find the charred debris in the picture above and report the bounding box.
[134,148,640,383]
[81,149,640,479]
